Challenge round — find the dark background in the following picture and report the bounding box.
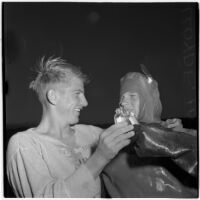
[3,2,198,197]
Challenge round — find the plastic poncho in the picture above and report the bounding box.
[102,72,198,198]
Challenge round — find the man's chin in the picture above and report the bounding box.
[74,118,79,123]
[126,109,139,119]
[74,116,79,124]
[124,107,135,114]
[69,116,79,126]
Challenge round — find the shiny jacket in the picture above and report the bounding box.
[102,72,198,198]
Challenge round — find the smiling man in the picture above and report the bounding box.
[6,57,135,198]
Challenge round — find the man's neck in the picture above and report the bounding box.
[35,110,75,140]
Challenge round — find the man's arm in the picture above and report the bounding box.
[161,118,197,136]
[7,123,134,198]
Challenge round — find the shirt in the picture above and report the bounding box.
[6,124,103,198]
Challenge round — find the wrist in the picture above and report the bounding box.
[84,149,109,179]
[93,148,110,167]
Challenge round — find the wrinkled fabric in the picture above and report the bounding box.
[102,72,198,198]
[6,125,102,198]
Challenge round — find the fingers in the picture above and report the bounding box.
[160,121,167,127]
[96,123,135,162]
[115,139,131,152]
[111,131,135,144]
[102,122,129,134]
[106,131,135,155]
[166,118,179,123]
[105,124,134,143]
[166,118,183,129]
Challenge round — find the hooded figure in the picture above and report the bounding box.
[102,72,197,198]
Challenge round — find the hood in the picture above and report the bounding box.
[120,72,162,123]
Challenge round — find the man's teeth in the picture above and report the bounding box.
[75,108,81,111]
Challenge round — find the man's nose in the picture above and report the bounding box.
[81,95,88,107]
[120,100,127,107]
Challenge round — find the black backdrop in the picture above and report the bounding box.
[3,2,198,197]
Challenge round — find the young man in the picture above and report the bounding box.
[102,72,197,198]
[6,57,134,197]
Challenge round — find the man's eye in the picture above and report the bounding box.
[75,92,84,97]
[74,92,80,96]
[130,95,137,100]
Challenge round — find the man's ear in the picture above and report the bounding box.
[46,89,57,105]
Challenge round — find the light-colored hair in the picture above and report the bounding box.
[29,56,89,103]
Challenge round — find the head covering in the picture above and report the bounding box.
[120,72,162,123]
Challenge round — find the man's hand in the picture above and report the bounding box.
[95,122,134,163]
[161,118,184,131]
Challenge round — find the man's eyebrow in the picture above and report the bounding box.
[74,89,84,93]
[129,92,137,95]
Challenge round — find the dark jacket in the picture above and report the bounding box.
[102,72,198,198]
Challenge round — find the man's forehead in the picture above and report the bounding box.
[61,78,84,91]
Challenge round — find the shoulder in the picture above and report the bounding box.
[7,129,33,149]
[8,128,39,147]
[6,128,41,163]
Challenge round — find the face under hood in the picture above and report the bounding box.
[120,72,162,123]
